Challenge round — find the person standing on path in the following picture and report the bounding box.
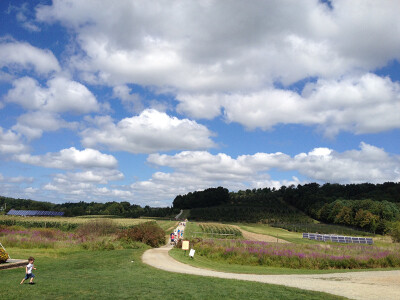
[20,257,36,285]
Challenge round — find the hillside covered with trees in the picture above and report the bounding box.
[173,182,400,234]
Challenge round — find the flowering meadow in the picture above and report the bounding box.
[0,227,83,249]
[192,239,400,269]
[0,219,169,252]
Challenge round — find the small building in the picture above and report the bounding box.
[6,209,64,217]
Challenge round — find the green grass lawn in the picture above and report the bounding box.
[1,247,345,300]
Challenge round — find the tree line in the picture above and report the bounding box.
[0,196,178,218]
[173,182,400,233]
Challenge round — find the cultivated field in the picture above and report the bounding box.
[0,215,172,230]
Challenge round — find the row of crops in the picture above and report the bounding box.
[199,223,242,237]
[0,216,151,231]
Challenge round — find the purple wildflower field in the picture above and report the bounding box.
[0,227,84,249]
[193,239,400,269]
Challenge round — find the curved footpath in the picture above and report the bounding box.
[142,244,400,300]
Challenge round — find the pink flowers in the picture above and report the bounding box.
[0,227,80,248]
[193,239,400,269]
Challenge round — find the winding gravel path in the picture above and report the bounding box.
[142,244,400,300]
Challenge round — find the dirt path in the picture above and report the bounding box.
[142,244,400,300]
[238,227,290,243]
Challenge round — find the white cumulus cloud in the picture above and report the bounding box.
[177,73,400,136]
[6,76,99,114]
[14,147,118,170]
[0,40,60,74]
[0,127,28,154]
[12,111,78,140]
[36,0,400,90]
[81,109,215,153]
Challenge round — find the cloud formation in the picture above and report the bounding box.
[81,109,216,153]
[36,0,400,88]
[33,1,400,137]
[6,76,99,114]
[14,147,118,170]
[0,127,27,154]
[141,142,400,202]
[217,73,400,136]
[0,40,60,74]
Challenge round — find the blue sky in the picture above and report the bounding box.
[0,0,399,207]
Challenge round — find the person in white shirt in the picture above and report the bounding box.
[20,257,36,285]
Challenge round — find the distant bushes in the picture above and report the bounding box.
[76,219,118,237]
[117,222,165,247]
[0,218,79,231]
[390,221,400,243]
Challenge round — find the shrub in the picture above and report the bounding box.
[76,219,118,237]
[117,222,165,247]
[81,238,117,251]
[0,247,9,263]
[389,221,400,243]
[175,239,182,248]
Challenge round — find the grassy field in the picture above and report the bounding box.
[234,223,322,244]
[0,215,176,231]
[0,215,148,226]
[1,247,345,300]
[184,222,241,239]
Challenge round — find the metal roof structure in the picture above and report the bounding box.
[6,209,64,217]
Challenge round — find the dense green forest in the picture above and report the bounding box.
[173,187,230,209]
[0,196,178,218]
[184,187,313,223]
[174,182,400,233]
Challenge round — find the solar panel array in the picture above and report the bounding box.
[6,209,64,217]
[303,233,373,244]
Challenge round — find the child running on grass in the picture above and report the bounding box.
[20,257,36,285]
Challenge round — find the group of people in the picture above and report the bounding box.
[170,221,186,245]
